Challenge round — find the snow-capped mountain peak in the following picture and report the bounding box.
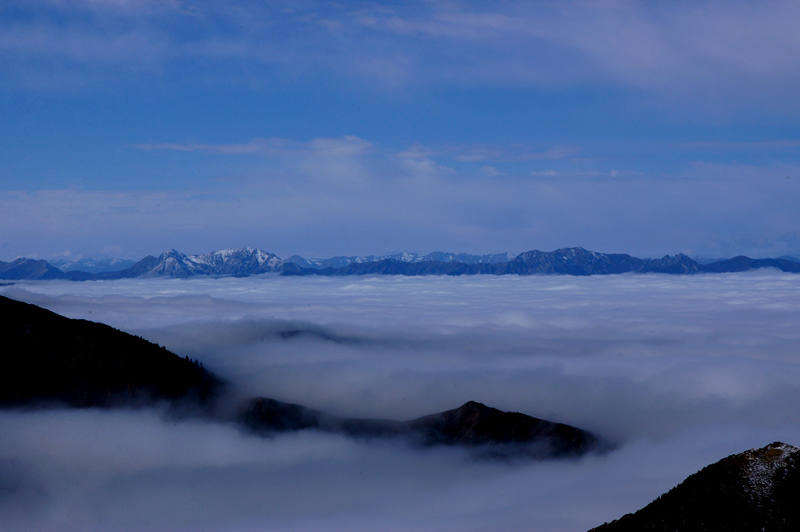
[133,247,285,277]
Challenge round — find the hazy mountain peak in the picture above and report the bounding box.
[50,257,136,274]
[408,400,600,456]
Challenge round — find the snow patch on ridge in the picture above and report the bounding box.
[744,442,798,500]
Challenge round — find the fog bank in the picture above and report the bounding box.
[2,273,800,531]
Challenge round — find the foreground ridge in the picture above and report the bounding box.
[589,441,800,532]
[0,295,222,409]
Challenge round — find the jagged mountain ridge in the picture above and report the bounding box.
[286,251,517,269]
[121,247,284,278]
[0,248,287,280]
[506,248,702,275]
[589,441,800,531]
[3,246,800,280]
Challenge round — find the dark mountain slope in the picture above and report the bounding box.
[239,398,600,459]
[0,295,222,409]
[238,397,410,438]
[409,400,598,456]
[589,441,800,532]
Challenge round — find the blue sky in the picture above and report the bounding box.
[1,0,799,261]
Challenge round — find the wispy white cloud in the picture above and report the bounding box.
[4,0,800,111]
[133,136,372,156]
[480,165,504,177]
[684,139,800,151]
[133,137,580,172]
[449,144,582,162]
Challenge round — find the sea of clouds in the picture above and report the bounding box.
[2,272,800,531]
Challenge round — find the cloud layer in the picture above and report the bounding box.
[2,273,800,530]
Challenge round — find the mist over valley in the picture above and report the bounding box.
[2,273,800,531]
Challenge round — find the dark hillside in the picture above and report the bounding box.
[409,401,599,458]
[589,442,800,532]
[0,295,222,409]
[239,398,601,459]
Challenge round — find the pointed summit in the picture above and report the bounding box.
[409,400,599,456]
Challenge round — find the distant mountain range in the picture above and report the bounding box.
[2,246,800,281]
[285,250,516,269]
[589,441,800,531]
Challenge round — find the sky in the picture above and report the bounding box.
[3,272,800,531]
[1,0,800,261]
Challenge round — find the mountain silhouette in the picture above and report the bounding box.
[4,246,800,281]
[0,295,222,410]
[589,441,800,531]
[239,397,600,459]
